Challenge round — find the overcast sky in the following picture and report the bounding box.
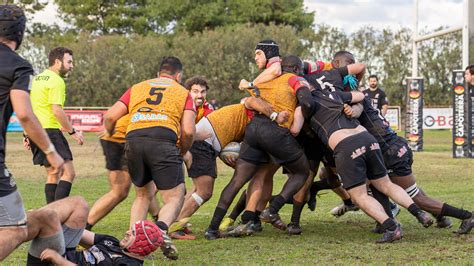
[32,0,464,34]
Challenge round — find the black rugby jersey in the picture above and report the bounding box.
[304,67,348,92]
[357,97,397,152]
[65,234,143,266]
[0,43,33,196]
[307,88,360,146]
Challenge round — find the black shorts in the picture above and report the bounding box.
[30,129,73,167]
[383,137,413,177]
[334,131,387,190]
[321,147,336,168]
[295,132,325,162]
[125,138,184,190]
[240,115,304,165]
[188,141,218,178]
[100,139,127,171]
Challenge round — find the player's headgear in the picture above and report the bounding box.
[0,5,26,50]
[126,220,163,256]
[255,39,280,61]
[281,55,304,76]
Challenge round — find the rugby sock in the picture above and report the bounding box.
[369,185,393,218]
[156,221,168,232]
[439,203,472,220]
[407,203,422,216]
[55,180,72,200]
[381,218,397,231]
[210,207,227,230]
[44,183,57,204]
[269,195,286,214]
[311,179,331,193]
[343,199,354,206]
[255,211,262,223]
[229,191,247,220]
[85,223,93,231]
[291,202,304,225]
[241,211,255,224]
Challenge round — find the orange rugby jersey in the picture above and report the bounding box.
[119,77,195,137]
[101,114,129,143]
[195,101,214,123]
[206,104,253,148]
[246,73,297,129]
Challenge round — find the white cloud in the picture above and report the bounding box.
[32,0,465,35]
[304,0,463,34]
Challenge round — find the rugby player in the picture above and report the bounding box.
[104,56,195,260]
[86,114,160,230]
[41,220,162,265]
[24,196,88,265]
[294,54,434,242]
[26,46,84,203]
[170,76,214,240]
[0,4,65,260]
[205,55,310,240]
[171,95,289,239]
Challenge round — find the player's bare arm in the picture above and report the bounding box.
[179,109,196,155]
[290,106,304,136]
[52,104,84,145]
[104,101,128,136]
[242,96,288,124]
[347,63,366,82]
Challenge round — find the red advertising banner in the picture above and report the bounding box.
[64,110,106,132]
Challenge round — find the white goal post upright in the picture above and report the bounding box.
[407,0,472,156]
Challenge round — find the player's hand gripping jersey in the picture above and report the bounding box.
[246,73,298,129]
[101,114,129,143]
[119,77,195,140]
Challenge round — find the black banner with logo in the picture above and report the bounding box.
[405,78,424,151]
[452,70,471,158]
[469,79,474,157]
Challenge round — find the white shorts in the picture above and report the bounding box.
[196,117,221,153]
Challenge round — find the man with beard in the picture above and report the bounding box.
[364,75,388,116]
[26,47,84,203]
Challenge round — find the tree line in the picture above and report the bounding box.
[15,0,462,107]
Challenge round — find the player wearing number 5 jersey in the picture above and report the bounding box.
[104,56,196,260]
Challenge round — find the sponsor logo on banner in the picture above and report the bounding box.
[452,71,471,158]
[423,108,453,129]
[385,107,400,131]
[65,110,106,132]
[405,78,423,151]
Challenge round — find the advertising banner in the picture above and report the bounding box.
[7,109,107,133]
[405,78,424,151]
[385,107,400,131]
[452,70,470,158]
[423,108,453,129]
[65,110,106,132]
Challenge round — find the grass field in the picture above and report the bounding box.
[3,130,473,265]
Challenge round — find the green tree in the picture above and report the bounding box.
[54,0,167,35]
[54,0,314,35]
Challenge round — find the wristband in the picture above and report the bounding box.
[270,112,278,121]
[43,143,56,155]
[68,128,76,135]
